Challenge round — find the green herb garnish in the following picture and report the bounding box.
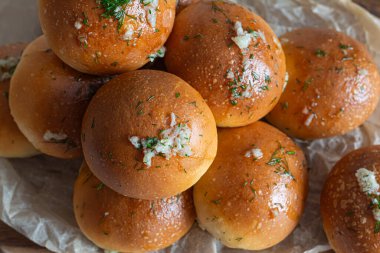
[193,33,204,39]
[96,183,105,191]
[136,100,143,109]
[315,49,327,57]
[375,221,380,233]
[145,137,159,148]
[339,43,352,50]
[147,95,155,102]
[265,74,271,84]
[82,12,89,26]
[211,199,221,205]
[100,0,132,30]
[281,102,288,110]
[267,142,296,181]
[302,78,314,91]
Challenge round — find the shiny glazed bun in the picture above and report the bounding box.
[165,1,286,127]
[193,121,308,250]
[74,162,195,252]
[321,146,380,253]
[9,36,108,159]
[266,28,380,140]
[0,43,38,158]
[82,70,217,200]
[38,0,176,75]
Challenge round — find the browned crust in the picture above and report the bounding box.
[9,36,107,159]
[0,43,38,158]
[38,0,176,75]
[165,1,286,127]
[193,121,308,250]
[321,146,380,253]
[74,162,195,252]
[82,69,217,200]
[266,28,380,140]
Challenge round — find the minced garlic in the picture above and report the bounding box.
[356,168,380,195]
[43,130,68,142]
[245,148,263,160]
[0,56,19,82]
[355,168,380,228]
[129,113,192,167]
[143,0,159,28]
[148,46,166,62]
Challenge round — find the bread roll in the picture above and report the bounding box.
[82,70,217,200]
[0,43,38,158]
[9,36,108,159]
[193,121,308,250]
[38,0,176,75]
[74,162,195,252]
[266,28,380,140]
[165,1,286,127]
[321,146,380,253]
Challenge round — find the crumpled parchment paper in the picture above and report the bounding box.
[1,0,380,252]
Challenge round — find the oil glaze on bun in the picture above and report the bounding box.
[9,36,108,159]
[165,1,286,127]
[0,43,38,158]
[82,70,217,200]
[321,146,380,253]
[38,0,176,75]
[266,28,380,140]
[74,162,195,252]
[193,121,308,250]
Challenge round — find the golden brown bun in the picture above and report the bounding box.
[74,162,195,252]
[82,70,217,200]
[9,36,108,159]
[165,1,286,127]
[38,0,176,75]
[321,146,380,253]
[193,121,308,250]
[266,28,380,140]
[0,43,39,158]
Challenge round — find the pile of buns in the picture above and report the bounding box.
[1,0,380,252]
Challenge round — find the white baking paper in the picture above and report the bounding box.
[1,0,380,252]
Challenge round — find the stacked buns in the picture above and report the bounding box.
[166,1,286,127]
[321,146,380,253]
[74,162,195,252]
[266,28,380,140]
[81,70,218,200]
[9,36,108,159]
[0,44,38,158]
[2,0,380,252]
[194,121,308,250]
[38,0,176,75]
